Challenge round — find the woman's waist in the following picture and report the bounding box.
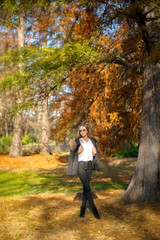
[78,160,93,165]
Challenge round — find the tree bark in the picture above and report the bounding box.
[17,12,25,47]
[5,119,9,137]
[9,11,25,156]
[41,98,50,154]
[40,30,51,154]
[121,3,160,203]
[9,114,22,156]
[122,61,160,203]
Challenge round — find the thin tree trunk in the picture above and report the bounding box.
[9,114,22,156]
[41,98,50,154]
[40,31,50,154]
[36,108,42,142]
[5,119,9,137]
[9,11,25,156]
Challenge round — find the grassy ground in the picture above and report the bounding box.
[0,154,160,240]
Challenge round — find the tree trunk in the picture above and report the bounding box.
[121,4,160,203]
[41,98,50,154]
[36,108,42,142]
[9,114,23,156]
[40,30,50,154]
[9,11,25,156]
[5,119,9,137]
[122,61,160,203]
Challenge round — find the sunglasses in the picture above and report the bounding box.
[79,129,86,132]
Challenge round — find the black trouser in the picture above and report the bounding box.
[78,161,96,209]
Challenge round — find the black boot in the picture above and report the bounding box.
[80,206,86,218]
[92,207,101,219]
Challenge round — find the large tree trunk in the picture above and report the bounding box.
[121,3,160,203]
[41,98,50,154]
[9,11,25,156]
[122,61,160,203]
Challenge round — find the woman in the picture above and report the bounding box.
[67,124,101,219]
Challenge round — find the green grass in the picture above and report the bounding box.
[92,181,123,191]
[0,168,125,197]
[0,170,80,197]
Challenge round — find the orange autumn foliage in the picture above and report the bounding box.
[51,3,143,155]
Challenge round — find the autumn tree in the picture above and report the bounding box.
[53,1,141,154]
[95,0,160,203]
[54,0,160,203]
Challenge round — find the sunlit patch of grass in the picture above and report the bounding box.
[0,169,125,197]
[0,170,83,197]
[92,181,123,191]
[0,157,135,197]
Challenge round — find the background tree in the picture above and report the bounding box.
[0,0,62,155]
[32,2,58,154]
[0,0,33,156]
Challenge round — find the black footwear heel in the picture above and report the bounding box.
[92,207,101,219]
[80,206,86,218]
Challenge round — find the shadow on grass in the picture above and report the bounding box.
[0,157,136,197]
[0,169,127,197]
[0,170,80,197]
[97,158,135,189]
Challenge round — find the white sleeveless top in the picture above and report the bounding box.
[78,138,94,162]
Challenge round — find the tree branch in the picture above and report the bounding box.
[97,56,143,73]
[144,7,156,16]
[146,17,160,21]
[36,75,68,101]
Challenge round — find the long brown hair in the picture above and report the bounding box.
[76,124,91,138]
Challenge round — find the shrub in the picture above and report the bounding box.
[22,134,37,145]
[0,134,12,146]
[112,142,139,157]
[34,145,41,154]
[22,145,41,156]
[22,149,32,156]
[0,134,12,154]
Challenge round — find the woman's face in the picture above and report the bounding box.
[79,126,87,138]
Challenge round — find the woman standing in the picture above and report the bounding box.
[67,124,101,219]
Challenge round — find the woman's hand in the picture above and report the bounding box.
[92,146,97,155]
[78,145,84,154]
